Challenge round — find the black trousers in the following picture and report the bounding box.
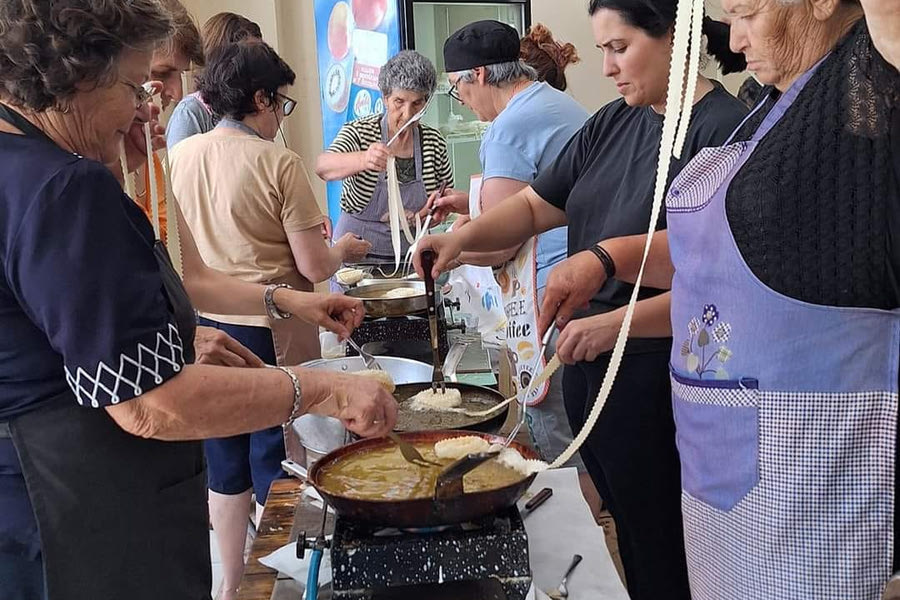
[563,348,692,600]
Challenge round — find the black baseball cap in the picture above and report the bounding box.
[443,20,521,73]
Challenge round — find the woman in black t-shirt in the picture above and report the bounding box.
[416,2,747,598]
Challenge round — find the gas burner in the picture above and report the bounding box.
[329,507,531,600]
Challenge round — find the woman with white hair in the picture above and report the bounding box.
[315,50,452,259]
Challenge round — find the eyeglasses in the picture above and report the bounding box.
[120,78,153,108]
[447,82,462,103]
[275,93,297,117]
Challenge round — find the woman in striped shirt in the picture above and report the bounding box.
[316,50,452,259]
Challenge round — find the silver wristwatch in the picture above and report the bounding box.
[264,283,292,320]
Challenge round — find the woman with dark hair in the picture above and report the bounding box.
[525,0,900,597]
[170,39,370,600]
[417,1,747,597]
[0,3,395,599]
[166,11,263,149]
[520,23,580,92]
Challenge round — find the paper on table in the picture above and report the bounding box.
[259,538,333,591]
[521,468,629,600]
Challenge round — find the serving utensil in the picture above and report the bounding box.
[386,94,435,147]
[548,554,583,599]
[346,336,383,372]
[419,249,446,394]
[387,431,442,468]
[504,324,558,447]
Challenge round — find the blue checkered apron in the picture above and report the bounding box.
[666,58,900,599]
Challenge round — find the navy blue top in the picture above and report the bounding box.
[0,130,186,557]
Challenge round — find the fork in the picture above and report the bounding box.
[387,431,442,468]
[346,337,383,372]
[548,554,583,599]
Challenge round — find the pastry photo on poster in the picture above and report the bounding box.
[315,0,401,221]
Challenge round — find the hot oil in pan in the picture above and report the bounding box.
[394,383,503,431]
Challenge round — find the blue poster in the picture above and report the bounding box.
[314,0,402,222]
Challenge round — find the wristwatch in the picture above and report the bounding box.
[264,284,293,320]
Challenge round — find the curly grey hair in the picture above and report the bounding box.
[452,60,537,88]
[378,50,437,100]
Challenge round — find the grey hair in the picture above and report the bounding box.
[378,50,437,100]
[452,60,537,87]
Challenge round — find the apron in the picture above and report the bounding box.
[666,58,899,599]
[0,105,211,599]
[333,113,428,258]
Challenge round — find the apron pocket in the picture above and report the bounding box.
[671,372,760,511]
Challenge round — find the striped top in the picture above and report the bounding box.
[327,114,453,213]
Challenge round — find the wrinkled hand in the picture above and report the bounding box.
[412,232,464,280]
[336,232,372,262]
[556,313,621,365]
[279,290,364,340]
[194,326,265,367]
[362,142,390,172]
[123,82,164,174]
[451,214,471,230]
[300,370,397,438]
[432,189,469,223]
[539,250,608,337]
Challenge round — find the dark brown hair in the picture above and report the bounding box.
[201,12,262,61]
[159,0,204,66]
[520,24,580,92]
[0,0,173,111]
[197,39,296,120]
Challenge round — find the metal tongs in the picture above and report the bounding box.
[504,323,557,448]
[404,180,449,277]
[420,249,446,394]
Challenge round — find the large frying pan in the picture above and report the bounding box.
[393,382,509,433]
[307,430,540,527]
[344,280,427,318]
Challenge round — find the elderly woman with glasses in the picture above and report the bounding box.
[169,39,371,600]
[0,2,397,597]
[315,50,453,260]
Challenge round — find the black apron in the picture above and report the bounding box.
[0,104,211,600]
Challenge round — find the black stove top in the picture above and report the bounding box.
[329,507,532,600]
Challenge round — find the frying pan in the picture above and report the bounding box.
[344,280,427,318]
[306,430,540,527]
[393,382,509,433]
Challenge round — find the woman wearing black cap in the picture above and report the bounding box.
[417,1,747,598]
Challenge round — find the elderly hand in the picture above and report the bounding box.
[556,312,621,364]
[123,81,164,174]
[301,370,397,438]
[361,142,390,172]
[194,326,265,367]
[538,250,608,337]
[277,290,365,340]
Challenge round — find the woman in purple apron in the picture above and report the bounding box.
[538,1,900,597]
[317,50,453,261]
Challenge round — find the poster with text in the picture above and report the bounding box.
[314,0,401,222]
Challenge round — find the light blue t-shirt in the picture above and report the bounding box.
[479,82,590,292]
[166,92,218,150]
